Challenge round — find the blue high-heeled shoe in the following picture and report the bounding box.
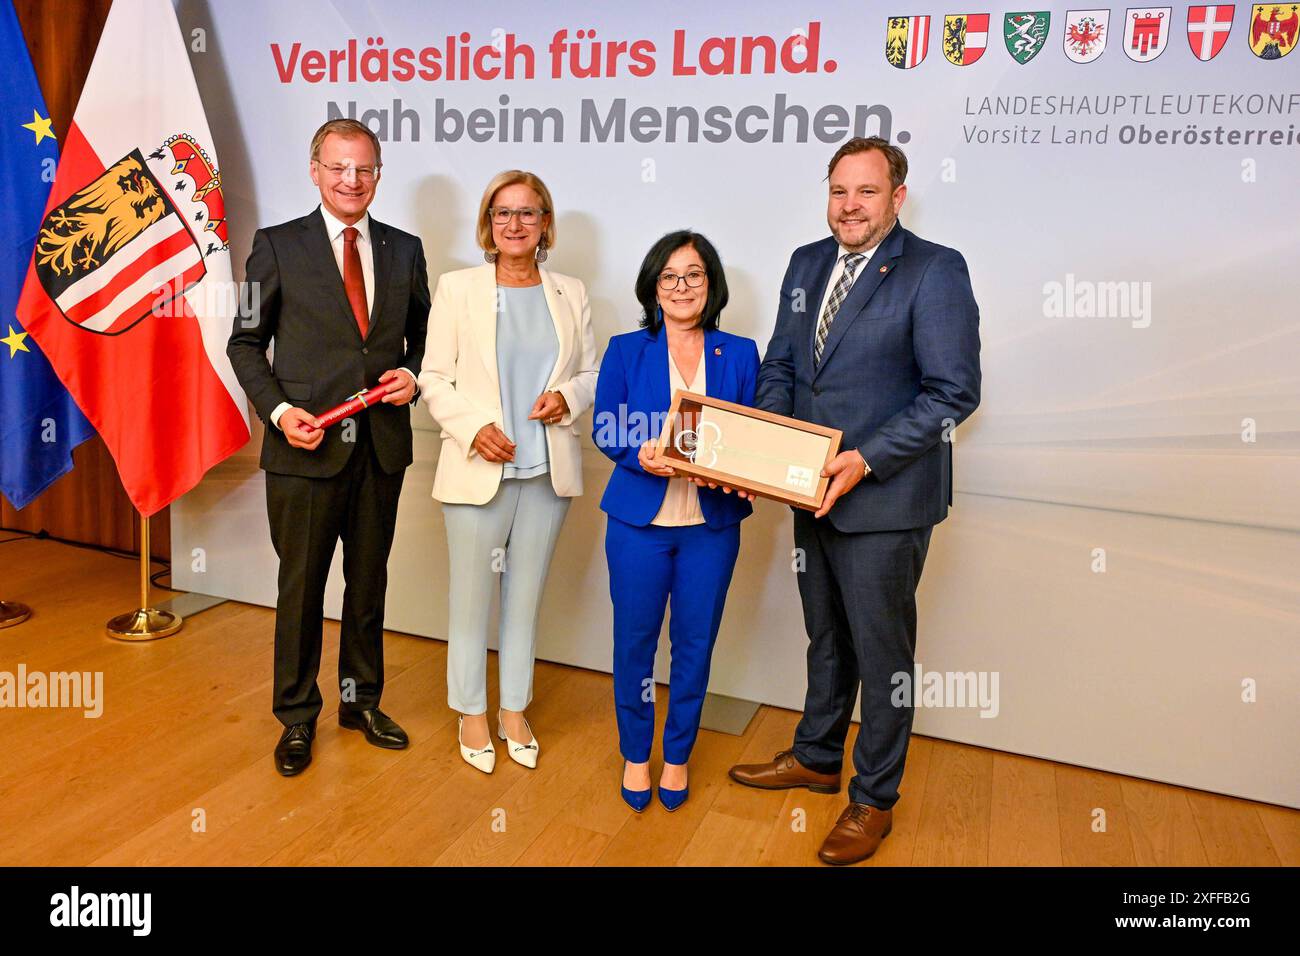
[621,764,652,813]
[658,784,689,812]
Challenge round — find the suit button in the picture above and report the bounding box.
[362,347,369,355]
[812,386,822,397]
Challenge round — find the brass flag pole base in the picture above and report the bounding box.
[106,607,182,641]
[107,512,183,642]
[0,601,32,629]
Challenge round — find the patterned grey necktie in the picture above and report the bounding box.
[813,252,866,366]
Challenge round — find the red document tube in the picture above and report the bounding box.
[306,382,399,431]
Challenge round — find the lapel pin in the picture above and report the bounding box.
[714,347,722,355]
[879,265,888,273]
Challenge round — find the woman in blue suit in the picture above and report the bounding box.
[592,230,760,812]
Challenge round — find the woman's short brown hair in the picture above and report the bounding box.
[309,118,382,166]
[476,170,557,254]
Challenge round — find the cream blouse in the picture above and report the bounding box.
[652,349,706,527]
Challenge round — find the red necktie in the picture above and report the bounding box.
[342,226,369,339]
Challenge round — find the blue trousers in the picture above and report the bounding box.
[605,515,741,765]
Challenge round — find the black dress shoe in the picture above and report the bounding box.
[274,722,315,776]
[339,707,409,749]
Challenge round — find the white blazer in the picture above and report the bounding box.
[418,264,598,505]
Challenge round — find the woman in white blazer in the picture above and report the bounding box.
[418,170,597,773]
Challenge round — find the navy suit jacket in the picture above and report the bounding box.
[594,327,760,530]
[755,222,981,533]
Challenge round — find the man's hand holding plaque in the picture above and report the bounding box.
[813,449,870,518]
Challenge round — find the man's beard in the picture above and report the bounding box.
[835,210,896,252]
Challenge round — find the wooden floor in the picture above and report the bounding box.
[1,536,1295,867]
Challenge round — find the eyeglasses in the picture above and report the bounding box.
[315,161,381,182]
[658,270,707,291]
[489,206,547,225]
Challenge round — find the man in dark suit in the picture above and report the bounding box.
[728,137,981,863]
[227,118,430,776]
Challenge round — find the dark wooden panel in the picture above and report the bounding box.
[14,0,111,140]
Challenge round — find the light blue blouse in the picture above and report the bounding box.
[496,284,558,480]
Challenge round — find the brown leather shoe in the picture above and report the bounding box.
[817,802,893,865]
[728,750,841,794]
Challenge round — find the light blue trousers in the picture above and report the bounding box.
[442,474,571,714]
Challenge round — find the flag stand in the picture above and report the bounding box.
[107,512,182,641]
[0,601,31,629]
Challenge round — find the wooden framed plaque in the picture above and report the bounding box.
[654,391,843,510]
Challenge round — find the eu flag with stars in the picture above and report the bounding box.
[0,0,93,509]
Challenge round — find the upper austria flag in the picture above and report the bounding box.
[16,0,249,517]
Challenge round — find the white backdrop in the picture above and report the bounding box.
[172,0,1299,807]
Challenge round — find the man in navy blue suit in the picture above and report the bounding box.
[729,137,981,864]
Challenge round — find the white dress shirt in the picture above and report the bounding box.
[271,206,414,429]
[815,225,895,478]
[651,349,706,527]
[816,236,884,333]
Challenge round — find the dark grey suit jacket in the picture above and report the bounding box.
[227,207,430,478]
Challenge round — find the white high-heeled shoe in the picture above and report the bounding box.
[458,716,495,774]
[497,710,540,769]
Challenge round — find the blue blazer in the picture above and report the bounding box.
[594,327,760,530]
[755,223,981,533]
